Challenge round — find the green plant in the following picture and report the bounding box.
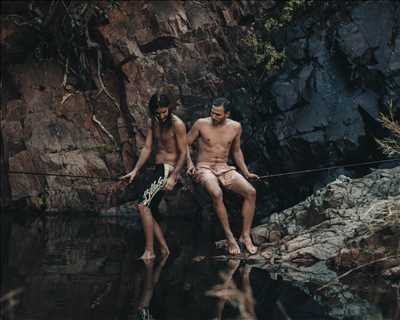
[244,33,286,73]
[264,0,312,32]
[245,0,313,73]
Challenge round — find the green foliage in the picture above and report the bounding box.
[245,0,313,73]
[244,34,286,72]
[265,0,314,32]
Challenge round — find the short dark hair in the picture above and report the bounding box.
[212,97,231,113]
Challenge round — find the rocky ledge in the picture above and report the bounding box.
[250,165,400,279]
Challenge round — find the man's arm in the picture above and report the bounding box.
[232,124,258,180]
[186,120,201,174]
[171,119,187,178]
[120,119,153,183]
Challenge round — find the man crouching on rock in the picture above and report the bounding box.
[187,97,259,255]
[121,93,187,260]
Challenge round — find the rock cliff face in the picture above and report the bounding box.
[251,165,400,278]
[1,0,399,213]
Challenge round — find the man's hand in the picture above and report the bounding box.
[186,163,196,176]
[164,175,177,192]
[245,172,259,180]
[119,169,138,184]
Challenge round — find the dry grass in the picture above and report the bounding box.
[376,101,400,156]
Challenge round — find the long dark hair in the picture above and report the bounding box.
[148,93,173,129]
[148,93,173,160]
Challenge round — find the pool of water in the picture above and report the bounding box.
[1,215,398,319]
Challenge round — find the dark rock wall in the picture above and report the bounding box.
[234,0,400,212]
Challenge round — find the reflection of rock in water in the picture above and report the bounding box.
[249,260,391,319]
[2,213,397,320]
[2,214,142,319]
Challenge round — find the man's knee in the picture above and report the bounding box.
[246,186,256,200]
[137,203,151,214]
[209,188,223,202]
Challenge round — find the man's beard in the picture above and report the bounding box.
[212,118,225,126]
[157,113,172,128]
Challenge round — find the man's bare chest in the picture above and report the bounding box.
[199,126,236,146]
[155,127,176,146]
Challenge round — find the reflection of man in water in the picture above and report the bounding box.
[129,256,168,320]
[187,97,259,256]
[207,260,256,320]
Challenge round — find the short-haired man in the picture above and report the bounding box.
[187,97,258,255]
[121,93,187,260]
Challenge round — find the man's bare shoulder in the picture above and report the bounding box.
[226,119,241,130]
[172,114,186,131]
[194,117,211,127]
[172,114,184,126]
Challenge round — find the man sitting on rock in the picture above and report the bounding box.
[121,93,187,260]
[187,97,259,255]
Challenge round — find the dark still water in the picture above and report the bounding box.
[1,214,398,320]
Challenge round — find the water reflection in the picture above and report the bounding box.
[1,215,397,320]
[206,260,255,320]
[123,257,168,320]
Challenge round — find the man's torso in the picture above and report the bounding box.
[196,118,239,164]
[154,115,180,166]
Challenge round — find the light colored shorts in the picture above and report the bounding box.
[195,162,245,190]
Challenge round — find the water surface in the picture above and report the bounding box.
[1,215,397,319]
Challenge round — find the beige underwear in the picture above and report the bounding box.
[195,162,242,189]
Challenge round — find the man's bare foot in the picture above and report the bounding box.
[227,239,241,256]
[160,246,170,257]
[138,250,156,260]
[239,236,258,254]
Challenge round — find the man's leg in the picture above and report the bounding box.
[224,172,258,254]
[137,204,155,260]
[200,171,240,255]
[153,220,170,256]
